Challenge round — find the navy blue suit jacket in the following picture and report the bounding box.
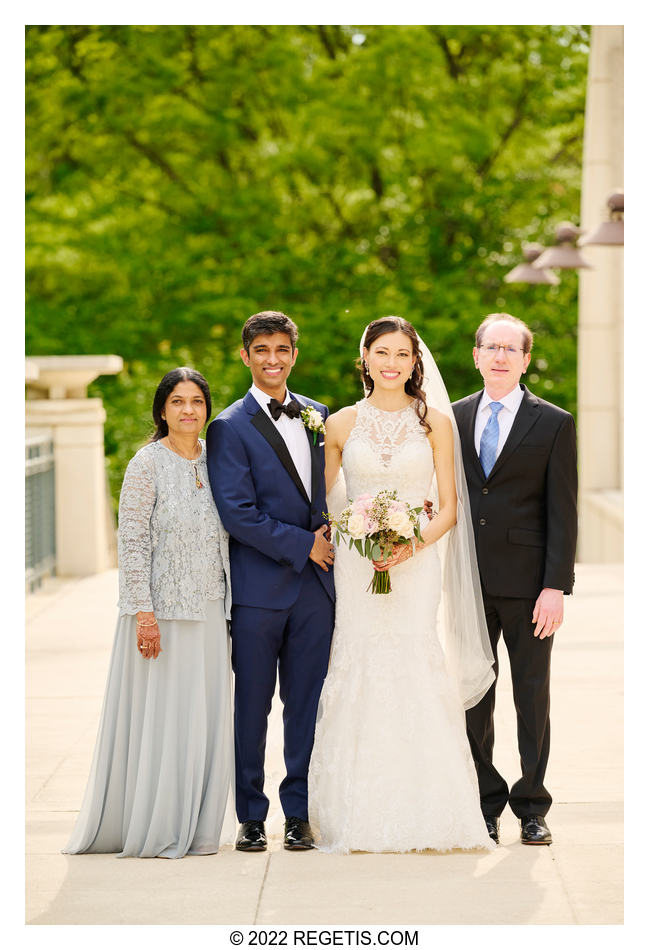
[206,390,335,609]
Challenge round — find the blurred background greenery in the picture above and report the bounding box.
[25,24,589,507]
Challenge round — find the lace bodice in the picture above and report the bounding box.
[342,399,434,507]
[117,440,230,620]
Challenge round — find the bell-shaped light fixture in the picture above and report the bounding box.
[532,222,593,270]
[579,192,624,246]
[504,243,560,285]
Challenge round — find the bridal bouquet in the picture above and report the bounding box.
[328,489,424,594]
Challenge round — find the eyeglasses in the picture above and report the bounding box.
[478,344,526,356]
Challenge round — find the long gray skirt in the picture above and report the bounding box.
[63,599,235,858]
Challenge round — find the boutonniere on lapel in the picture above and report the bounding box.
[301,406,326,445]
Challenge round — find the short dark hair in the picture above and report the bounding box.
[241,311,299,352]
[150,367,212,442]
[475,313,533,354]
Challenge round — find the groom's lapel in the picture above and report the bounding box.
[294,394,321,504]
[245,391,310,505]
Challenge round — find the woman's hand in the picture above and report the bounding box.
[372,540,422,572]
[136,611,162,659]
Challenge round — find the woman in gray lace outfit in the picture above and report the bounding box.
[63,368,234,858]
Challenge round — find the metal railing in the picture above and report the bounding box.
[25,431,56,591]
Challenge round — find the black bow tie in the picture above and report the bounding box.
[268,397,301,421]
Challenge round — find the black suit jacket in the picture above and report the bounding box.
[452,385,577,600]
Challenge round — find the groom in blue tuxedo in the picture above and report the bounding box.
[207,311,335,852]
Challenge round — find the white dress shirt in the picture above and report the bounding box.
[474,385,525,459]
[249,383,312,500]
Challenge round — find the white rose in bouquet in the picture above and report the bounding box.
[387,511,414,538]
[347,513,367,540]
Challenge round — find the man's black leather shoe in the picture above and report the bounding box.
[520,814,552,845]
[484,815,500,844]
[236,820,267,851]
[284,817,314,850]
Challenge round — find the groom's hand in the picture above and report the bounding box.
[309,524,335,571]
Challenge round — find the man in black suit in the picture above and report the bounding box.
[452,313,577,846]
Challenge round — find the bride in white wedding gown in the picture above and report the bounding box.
[308,317,495,853]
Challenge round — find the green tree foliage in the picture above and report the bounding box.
[26,25,589,504]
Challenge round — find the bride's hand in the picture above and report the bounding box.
[372,541,421,572]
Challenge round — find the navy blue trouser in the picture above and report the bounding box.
[230,561,334,822]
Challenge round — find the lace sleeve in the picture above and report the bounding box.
[117,449,156,615]
[216,508,232,619]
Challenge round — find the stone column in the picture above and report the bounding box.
[25,356,123,576]
[577,26,624,561]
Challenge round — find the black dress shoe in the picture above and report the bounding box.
[284,817,314,850]
[236,820,267,851]
[484,815,500,844]
[520,814,552,845]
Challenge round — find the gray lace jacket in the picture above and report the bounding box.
[117,440,230,620]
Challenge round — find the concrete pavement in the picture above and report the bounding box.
[25,564,623,926]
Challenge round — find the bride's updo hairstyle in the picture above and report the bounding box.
[360,316,431,434]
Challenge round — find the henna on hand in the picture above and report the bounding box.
[136,619,162,659]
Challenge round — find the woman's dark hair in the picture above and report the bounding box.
[359,317,431,434]
[150,367,212,442]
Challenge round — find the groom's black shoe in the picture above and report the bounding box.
[520,815,552,845]
[236,820,267,852]
[284,817,314,850]
[484,815,500,845]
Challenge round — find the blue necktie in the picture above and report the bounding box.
[479,401,504,477]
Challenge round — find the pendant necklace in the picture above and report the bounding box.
[167,434,204,488]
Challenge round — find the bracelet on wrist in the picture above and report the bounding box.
[136,619,157,627]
